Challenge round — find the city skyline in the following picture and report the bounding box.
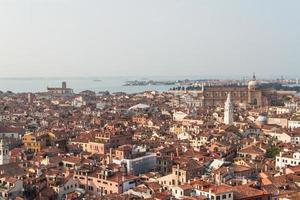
[0,0,300,77]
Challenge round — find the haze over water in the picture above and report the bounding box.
[0,76,182,93]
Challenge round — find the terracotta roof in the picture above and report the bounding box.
[178,183,193,190]
[232,184,268,199]
[202,184,232,195]
[238,145,265,155]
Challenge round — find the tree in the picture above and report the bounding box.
[265,146,281,158]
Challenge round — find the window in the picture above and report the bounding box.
[222,194,226,199]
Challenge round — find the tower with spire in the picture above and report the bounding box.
[224,92,234,125]
[0,139,10,165]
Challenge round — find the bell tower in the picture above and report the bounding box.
[224,92,234,125]
[0,140,10,165]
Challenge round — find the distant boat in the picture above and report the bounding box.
[93,79,102,82]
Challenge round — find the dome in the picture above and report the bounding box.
[256,115,268,124]
[248,80,257,90]
[248,73,258,90]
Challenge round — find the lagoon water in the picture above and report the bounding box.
[0,77,181,94]
[1,77,300,96]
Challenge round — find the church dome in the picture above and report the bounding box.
[248,80,257,90]
[256,115,268,125]
[248,73,257,90]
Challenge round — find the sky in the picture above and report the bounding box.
[0,0,299,78]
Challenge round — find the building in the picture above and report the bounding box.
[170,74,278,107]
[72,96,87,108]
[264,130,291,143]
[48,175,79,199]
[193,183,233,200]
[224,93,234,125]
[276,151,300,170]
[0,140,10,165]
[73,167,139,196]
[291,129,300,145]
[288,117,300,130]
[47,81,74,96]
[0,176,23,199]
[157,160,205,190]
[113,146,157,176]
[0,126,25,140]
[173,111,188,122]
[22,133,48,153]
[201,74,276,107]
[267,117,288,128]
[87,131,132,155]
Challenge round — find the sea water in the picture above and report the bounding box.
[0,76,182,94]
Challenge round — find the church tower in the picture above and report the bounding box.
[224,92,234,125]
[0,139,10,165]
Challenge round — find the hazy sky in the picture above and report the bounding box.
[0,0,299,78]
